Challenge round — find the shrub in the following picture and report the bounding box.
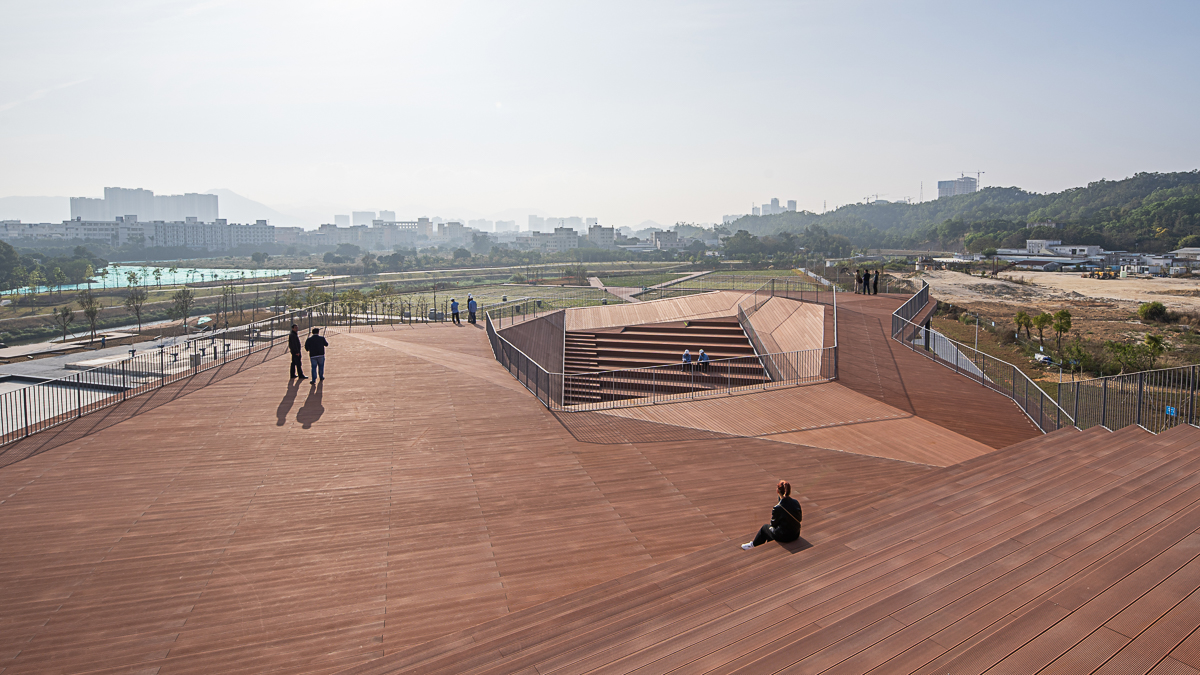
[1138,301,1168,322]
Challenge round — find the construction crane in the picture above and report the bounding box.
[863,193,887,204]
[962,171,986,189]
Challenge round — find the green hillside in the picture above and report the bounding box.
[726,171,1200,253]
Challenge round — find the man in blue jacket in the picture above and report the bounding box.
[304,328,329,381]
[450,298,461,325]
[467,294,477,325]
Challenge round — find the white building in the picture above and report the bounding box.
[587,224,615,249]
[937,176,978,198]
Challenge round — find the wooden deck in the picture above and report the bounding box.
[746,296,826,354]
[0,324,936,675]
[831,293,1042,449]
[338,422,1200,675]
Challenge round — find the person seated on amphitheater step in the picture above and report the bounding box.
[682,348,692,371]
[698,349,710,372]
[742,480,802,550]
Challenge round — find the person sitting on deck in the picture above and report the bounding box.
[698,349,710,372]
[682,348,692,371]
[742,480,802,550]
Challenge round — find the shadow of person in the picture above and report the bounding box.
[276,379,302,427]
[296,381,325,429]
[780,537,813,554]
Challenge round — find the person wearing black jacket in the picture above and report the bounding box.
[873,269,880,295]
[288,324,307,380]
[742,480,802,549]
[304,328,329,381]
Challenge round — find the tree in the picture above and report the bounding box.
[153,267,162,288]
[49,267,67,296]
[453,248,471,260]
[251,252,269,265]
[84,263,95,289]
[124,286,149,331]
[1051,309,1072,352]
[98,267,108,290]
[1144,333,1169,369]
[78,289,102,342]
[1032,312,1053,348]
[1014,310,1033,340]
[1105,341,1149,374]
[169,287,195,335]
[125,270,140,289]
[52,304,74,342]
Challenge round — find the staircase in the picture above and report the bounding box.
[336,423,1200,675]
[562,317,770,406]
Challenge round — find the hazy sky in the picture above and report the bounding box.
[2,0,1198,227]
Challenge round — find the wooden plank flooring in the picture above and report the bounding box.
[0,323,935,675]
[593,383,994,467]
[831,293,1041,449]
[564,291,751,332]
[746,297,826,353]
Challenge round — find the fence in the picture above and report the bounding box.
[890,282,1074,433]
[484,312,562,408]
[1057,365,1200,434]
[0,304,333,447]
[634,276,830,304]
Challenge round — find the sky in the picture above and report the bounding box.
[2,0,1199,228]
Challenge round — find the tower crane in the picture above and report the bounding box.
[962,171,986,189]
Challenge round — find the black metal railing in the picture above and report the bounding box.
[484,311,563,408]
[0,304,335,447]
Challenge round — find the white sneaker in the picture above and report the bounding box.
[741,542,754,550]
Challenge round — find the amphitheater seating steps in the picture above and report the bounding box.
[562,317,770,406]
[336,423,1200,675]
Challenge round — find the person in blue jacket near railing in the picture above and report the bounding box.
[467,295,477,325]
[450,298,461,325]
[682,348,692,372]
[698,349,710,372]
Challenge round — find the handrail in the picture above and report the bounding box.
[889,282,1074,433]
[0,303,334,447]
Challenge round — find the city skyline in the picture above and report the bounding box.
[2,1,1198,226]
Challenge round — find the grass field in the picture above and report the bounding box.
[597,273,690,288]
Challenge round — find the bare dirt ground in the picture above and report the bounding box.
[913,269,1200,373]
[919,269,1200,313]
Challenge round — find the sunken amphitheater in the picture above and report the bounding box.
[4,280,1200,674]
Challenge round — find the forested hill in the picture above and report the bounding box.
[725,171,1200,253]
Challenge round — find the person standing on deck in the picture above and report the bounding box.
[450,298,461,325]
[288,324,307,380]
[742,480,802,549]
[467,295,477,325]
[304,328,329,382]
[873,269,880,295]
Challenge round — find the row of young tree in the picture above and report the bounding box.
[1011,305,1172,376]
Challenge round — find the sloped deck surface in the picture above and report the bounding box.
[338,423,1200,675]
[0,325,936,675]
[831,293,1042,449]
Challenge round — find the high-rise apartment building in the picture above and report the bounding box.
[334,215,350,227]
[937,176,978,198]
[378,210,396,222]
[352,211,376,227]
[70,187,218,223]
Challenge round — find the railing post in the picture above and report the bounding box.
[22,387,29,438]
[1136,371,1144,427]
[1074,380,1080,428]
[76,374,82,418]
[1101,378,1108,428]
[1190,365,1196,427]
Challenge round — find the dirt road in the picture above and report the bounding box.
[918,270,1200,313]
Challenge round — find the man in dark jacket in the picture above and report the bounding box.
[873,269,880,295]
[304,328,329,381]
[288,324,307,380]
[467,295,477,325]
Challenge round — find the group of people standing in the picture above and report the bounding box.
[856,269,881,295]
[449,295,479,326]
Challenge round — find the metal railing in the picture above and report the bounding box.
[0,304,335,447]
[1058,365,1200,434]
[484,311,563,408]
[560,347,836,411]
[635,276,829,303]
[890,282,1074,433]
